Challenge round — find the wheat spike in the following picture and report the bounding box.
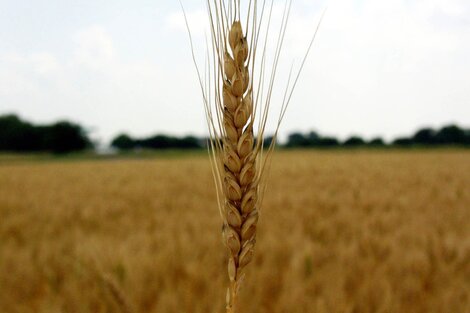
[220,20,258,312]
[180,0,324,311]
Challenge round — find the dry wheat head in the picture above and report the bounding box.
[182,1,323,312]
[221,20,258,313]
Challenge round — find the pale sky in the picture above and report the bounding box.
[0,0,469,145]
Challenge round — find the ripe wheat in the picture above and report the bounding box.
[221,20,258,312]
[183,1,322,311]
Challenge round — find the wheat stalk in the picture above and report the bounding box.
[181,0,323,311]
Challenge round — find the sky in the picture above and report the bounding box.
[0,0,469,145]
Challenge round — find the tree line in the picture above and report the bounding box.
[284,125,470,148]
[111,133,202,150]
[0,114,91,154]
[1,114,469,154]
[113,124,470,150]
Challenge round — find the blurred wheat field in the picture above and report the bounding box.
[0,150,469,313]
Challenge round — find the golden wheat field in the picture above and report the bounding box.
[0,150,469,313]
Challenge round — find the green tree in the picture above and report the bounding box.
[413,128,436,145]
[343,136,365,147]
[368,137,385,146]
[286,132,309,147]
[0,114,92,153]
[111,134,135,150]
[435,125,466,144]
[42,121,92,154]
[393,137,413,147]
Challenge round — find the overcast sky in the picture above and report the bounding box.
[0,0,469,144]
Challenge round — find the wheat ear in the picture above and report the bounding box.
[181,0,324,312]
[221,20,258,313]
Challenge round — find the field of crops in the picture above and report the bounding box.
[0,150,469,313]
